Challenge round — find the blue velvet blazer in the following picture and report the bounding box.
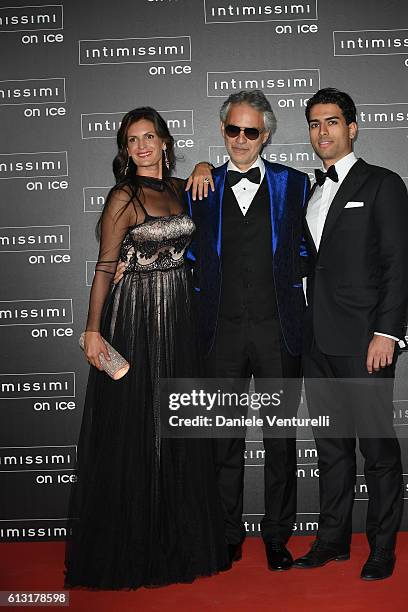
[186,159,309,356]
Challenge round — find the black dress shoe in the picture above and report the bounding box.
[360,547,395,581]
[293,539,350,569]
[265,542,293,571]
[228,542,242,563]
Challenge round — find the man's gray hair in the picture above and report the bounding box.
[219,89,276,134]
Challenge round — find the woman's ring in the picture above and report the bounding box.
[203,177,210,184]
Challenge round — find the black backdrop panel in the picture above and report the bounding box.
[0,0,407,541]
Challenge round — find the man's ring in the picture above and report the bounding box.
[203,177,210,184]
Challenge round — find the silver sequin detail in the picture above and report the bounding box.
[120,214,195,273]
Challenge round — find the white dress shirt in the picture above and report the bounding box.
[227,156,265,216]
[306,151,398,342]
[306,152,357,249]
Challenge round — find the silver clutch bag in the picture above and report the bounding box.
[79,332,130,380]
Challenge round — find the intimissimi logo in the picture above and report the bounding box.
[204,0,317,23]
[0,446,77,472]
[0,225,70,252]
[207,68,320,97]
[0,5,63,32]
[0,372,75,398]
[209,143,318,167]
[357,103,408,129]
[0,152,68,179]
[334,29,408,56]
[0,299,73,326]
[0,78,65,106]
[81,110,194,139]
[79,36,191,65]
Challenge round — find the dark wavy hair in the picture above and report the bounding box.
[113,106,175,180]
[97,107,176,236]
[305,88,357,125]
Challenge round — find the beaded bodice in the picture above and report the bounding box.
[120,213,195,273]
[85,176,194,332]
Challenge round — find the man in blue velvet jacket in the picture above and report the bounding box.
[186,90,309,570]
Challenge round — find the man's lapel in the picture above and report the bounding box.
[264,161,286,255]
[303,182,318,257]
[319,158,369,246]
[212,163,227,257]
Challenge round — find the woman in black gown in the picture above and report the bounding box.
[65,107,229,589]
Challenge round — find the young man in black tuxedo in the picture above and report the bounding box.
[294,88,408,580]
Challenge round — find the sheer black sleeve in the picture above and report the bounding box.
[85,189,135,332]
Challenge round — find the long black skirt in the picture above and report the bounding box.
[65,266,228,589]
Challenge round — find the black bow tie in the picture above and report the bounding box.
[227,167,261,187]
[314,165,338,187]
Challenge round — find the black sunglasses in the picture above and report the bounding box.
[224,124,264,140]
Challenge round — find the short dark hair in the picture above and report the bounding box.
[305,88,357,125]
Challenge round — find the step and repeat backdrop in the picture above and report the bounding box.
[1,0,408,542]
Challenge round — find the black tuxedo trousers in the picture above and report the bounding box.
[206,315,301,545]
[302,158,407,550]
[303,337,403,551]
[203,179,303,545]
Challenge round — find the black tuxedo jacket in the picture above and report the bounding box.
[304,158,408,356]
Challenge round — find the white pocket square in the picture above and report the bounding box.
[345,201,364,208]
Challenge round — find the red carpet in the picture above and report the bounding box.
[1,534,407,611]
